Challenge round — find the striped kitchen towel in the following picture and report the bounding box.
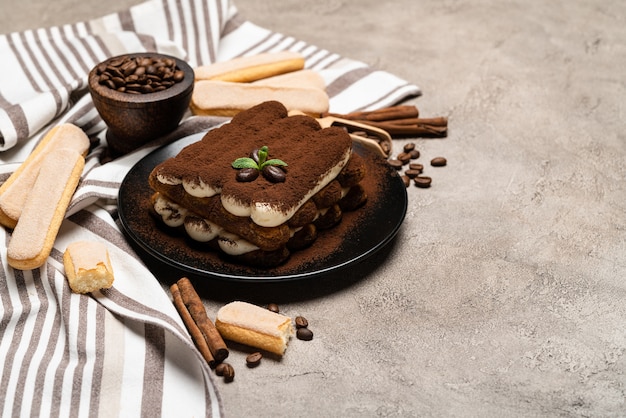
[0,0,421,417]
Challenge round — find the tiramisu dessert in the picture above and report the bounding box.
[148,101,368,267]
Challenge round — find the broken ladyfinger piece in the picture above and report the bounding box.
[63,241,115,294]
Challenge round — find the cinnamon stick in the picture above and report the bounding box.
[323,105,419,122]
[174,277,229,363]
[378,117,448,127]
[170,283,216,368]
[354,120,447,137]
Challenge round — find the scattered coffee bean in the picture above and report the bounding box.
[296,327,314,341]
[414,176,432,188]
[431,157,447,167]
[96,55,184,94]
[408,163,423,172]
[215,363,228,376]
[388,159,403,170]
[222,363,235,383]
[403,142,416,152]
[295,316,309,329]
[405,169,421,179]
[267,303,280,313]
[397,152,411,164]
[401,175,410,188]
[409,149,420,159]
[236,167,259,182]
[246,352,263,368]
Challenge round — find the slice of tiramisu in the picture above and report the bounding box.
[148,101,367,267]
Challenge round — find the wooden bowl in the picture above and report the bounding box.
[88,53,194,156]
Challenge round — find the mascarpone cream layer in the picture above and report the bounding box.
[223,147,351,227]
[153,194,257,256]
[155,147,351,228]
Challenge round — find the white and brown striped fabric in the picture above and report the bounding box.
[0,0,420,416]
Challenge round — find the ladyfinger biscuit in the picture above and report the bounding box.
[215,301,293,356]
[0,123,89,229]
[190,80,329,117]
[7,148,85,270]
[63,241,114,294]
[252,69,326,91]
[194,51,305,83]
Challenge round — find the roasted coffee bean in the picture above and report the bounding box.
[414,176,432,188]
[262,165,286,183]
[401,175,410,188]
[403,143,416,152]
[222,363,235,383]
[215,363,228,376]
[296,327,314,341]
[134,65,146,76]
[267,303,279,313]
[409,149,420,159]
[397,152,411,164]
[405,169,421,179]
[140,84,154,94]
[236,168,259,182]
[409,163,423,172]
[250,148,260,164]
[246,352,263,368]
[431,157,447,167]
[388,159,403,170]
[295,316,309,329]
[96,55,184,94]
[111,76,125,88]
[173,70,185,82]
[106,65,123,79]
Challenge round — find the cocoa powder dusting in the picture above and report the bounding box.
[154,101,351,212]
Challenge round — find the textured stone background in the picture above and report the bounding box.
[2,0,625,416]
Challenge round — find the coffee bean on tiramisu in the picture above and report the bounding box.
[262,165,286,183]
[403,143,416,152]
[409,163,423,172]
[430,157,447,167]
[246,352,263,368]
[296,327,314,341]
[405,169,421,179]
[295,316,309,329]
[401,175,410,187]
[414,176,432,188]
[409,149,420,159]
[236,167,259,182]
[267,303,280,313]
[397,152,411,164]
[388,159,403,170]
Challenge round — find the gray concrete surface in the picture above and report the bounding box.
[3,0,626,416]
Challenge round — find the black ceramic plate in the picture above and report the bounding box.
[118,132,407,282]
